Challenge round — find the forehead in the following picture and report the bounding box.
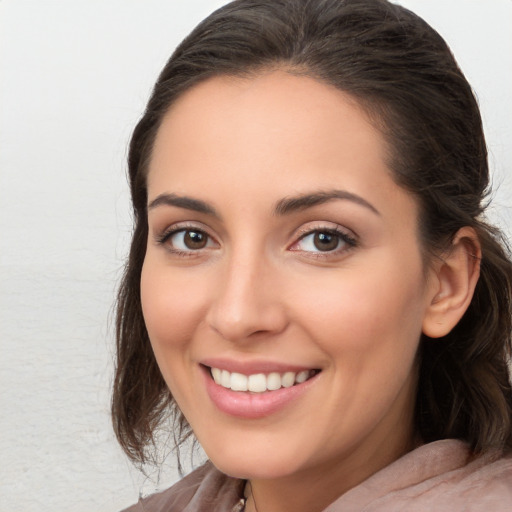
[147,70,415,222]
[151,71,385,165]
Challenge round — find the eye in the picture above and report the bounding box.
[291,228,357,254]
[158,227,217,252]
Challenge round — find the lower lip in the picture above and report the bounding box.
[202,366,320,419]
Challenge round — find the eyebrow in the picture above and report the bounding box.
[147,193,219,217]
[273,190,380,216]
[147,189,380,218]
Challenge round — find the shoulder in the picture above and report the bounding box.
[436,448,512,508]
[401,447,512,511]
[326,440,512,512]
[120,461,245,512]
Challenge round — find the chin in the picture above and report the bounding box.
[203,439,307,480]
[212,457,298,480]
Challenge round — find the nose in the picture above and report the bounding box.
[205,253,288,343]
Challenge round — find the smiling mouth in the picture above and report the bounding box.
[208,367,320,393]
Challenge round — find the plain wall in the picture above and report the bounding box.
[0,1,510,511]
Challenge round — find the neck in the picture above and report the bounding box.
[245,423,416,512]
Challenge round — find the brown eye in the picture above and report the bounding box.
[183,230,208,249]
[313,232,340,252]
[290,227,357,255]
[160,228,215,252]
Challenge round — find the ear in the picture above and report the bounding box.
[422,227,481,338]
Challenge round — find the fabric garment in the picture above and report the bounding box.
[121,439,512,512]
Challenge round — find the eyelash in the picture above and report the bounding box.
[155,224,358,259]
[156,223,217,257]
[290,226,358,258]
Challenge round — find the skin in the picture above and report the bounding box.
[140,70,453,512]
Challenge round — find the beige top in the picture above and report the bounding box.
[121,439,512,511]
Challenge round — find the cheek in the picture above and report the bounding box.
[140,258,206,352]
[140,258,211,412]
[291,253,427,361]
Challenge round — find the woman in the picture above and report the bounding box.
[113,0,512,510]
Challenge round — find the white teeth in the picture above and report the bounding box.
[210,367,315,392]
[248,373,267,393]
[221,369,231,388]
[211,367,222,384]
[266,372,282,391]
[230,372,248,391]
[295,370,309,384]
[281,372,295,388]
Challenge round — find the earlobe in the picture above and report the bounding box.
[422,227,481,338]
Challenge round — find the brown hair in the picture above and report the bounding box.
[112,0,512,465]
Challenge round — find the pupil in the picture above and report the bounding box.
[185,230,207,249]
[314,232,338,251]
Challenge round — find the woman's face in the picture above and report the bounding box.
[141,71,437,483]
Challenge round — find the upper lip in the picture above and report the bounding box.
[200,357,319,375]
